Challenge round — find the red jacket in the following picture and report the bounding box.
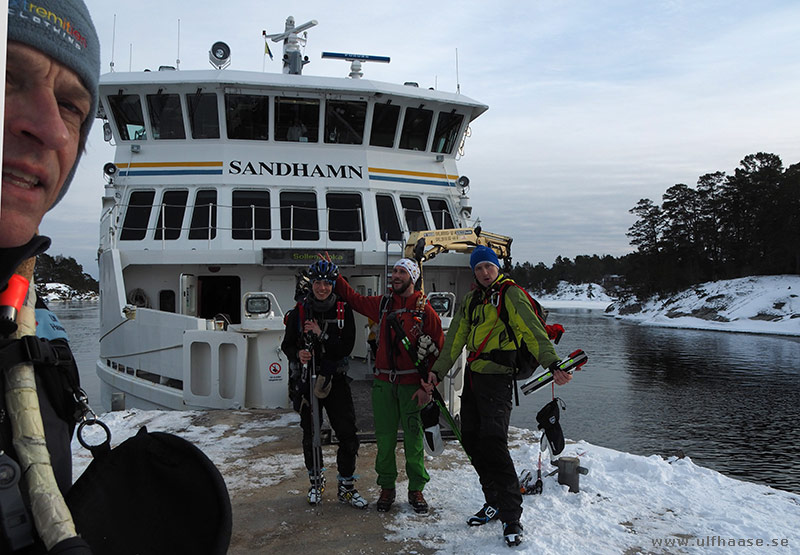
[335,277,444,385]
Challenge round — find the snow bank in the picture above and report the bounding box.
[606,275,800,336]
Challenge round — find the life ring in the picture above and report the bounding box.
[127,288,151,308]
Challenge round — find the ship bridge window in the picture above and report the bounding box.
[147,93,186,139]
[399,107,433,151]
[280,192,319,240]
[432,112,464,154]
[369,103,400,148]
[325,100,367,145]
[154,190,189,240]
[275,97,319,142]
[188,189,217,240]
[107,94,146,141]
[120,190,155,241]
[225,93,269,140]
[400,196,428,232]
[376,194,403,241]
[232,190,271,240]
[428,198,455,229]
[187,92,220,139]
[326,193,365,241]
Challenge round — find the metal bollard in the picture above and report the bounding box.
[556,456,589,493]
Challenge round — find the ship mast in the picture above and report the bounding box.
[264,16,318,75]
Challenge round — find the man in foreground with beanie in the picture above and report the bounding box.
[2,0,100,552]
[335,258,443,514]
[430,246,572,548]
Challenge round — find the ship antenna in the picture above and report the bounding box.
[110,14,116,72]
[176,19,181,70]
[264,16,318,75]
[321,52,390,79]
[129,43,133,72]
[455,48,461,94]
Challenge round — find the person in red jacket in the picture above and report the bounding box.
[335,258,443,514]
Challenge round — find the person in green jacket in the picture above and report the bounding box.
[430,246,572,548]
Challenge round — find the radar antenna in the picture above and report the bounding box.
[264,16,318,75]
[321,51,390,79]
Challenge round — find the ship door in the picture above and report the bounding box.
[180,273,197,316]
[197,275,241,324]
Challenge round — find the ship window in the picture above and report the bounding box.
[432,112,464,154]
[147,93,186,139]
[187,92,220,139]
[325,100,366,145]
[326,193,365,241]
[225,93,269,140]
[428,198,455,229]
[280,192,319,240]
[108,94,146,140]
[399,107,433,151]
[376,194,403,241]
[154,190,189,240]
[120,190,155,241]
[188,189,217,240]
[275,97,319,142]
[400,196,428,231]
[232,190,271,240]
[159,290,176,313]
[369,103,400,147]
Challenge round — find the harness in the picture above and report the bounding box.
[374,292,427,382]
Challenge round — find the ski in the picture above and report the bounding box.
[520,349,588,396]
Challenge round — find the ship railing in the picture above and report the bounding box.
[104,202,369,251]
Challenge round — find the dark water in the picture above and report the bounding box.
[51,302,800,494]
[49,301,102,406]
[510,308,800,495]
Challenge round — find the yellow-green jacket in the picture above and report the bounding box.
[431,274,559,380]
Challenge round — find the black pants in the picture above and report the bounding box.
[460,369,522,523]
[300,373,359,478]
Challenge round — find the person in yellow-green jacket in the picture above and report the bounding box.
[430,246,572,548]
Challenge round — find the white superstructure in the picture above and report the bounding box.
[95,18,487,412]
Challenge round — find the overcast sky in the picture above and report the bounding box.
[33,0,800,277]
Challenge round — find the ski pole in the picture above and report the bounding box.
[521,349,588,396]
[532,452,543,495]
[306,333,323,504]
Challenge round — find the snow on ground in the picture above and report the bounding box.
[73,409,800,554]
[535,281,616,310]
[534,276,800,337]
[39,282,99,302]
[606,275,800,336]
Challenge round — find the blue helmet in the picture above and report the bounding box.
[307,260,339,284]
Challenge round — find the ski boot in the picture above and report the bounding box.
[376,488,396,512]
[467,503,498,526]
[307,473,325,505]
[408,490,429,514]
[503,521,524,547]
[337,477,368,509]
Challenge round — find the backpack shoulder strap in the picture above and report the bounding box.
[497,280,547,330]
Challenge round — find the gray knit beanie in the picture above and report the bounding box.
[7,0,101,208]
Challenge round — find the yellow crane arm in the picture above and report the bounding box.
[404,227,513,267]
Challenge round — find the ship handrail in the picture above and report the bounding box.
[101,200,465,251]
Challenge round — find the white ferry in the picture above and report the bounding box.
[95,17,501,414]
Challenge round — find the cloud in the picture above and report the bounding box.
[32,0,800,274]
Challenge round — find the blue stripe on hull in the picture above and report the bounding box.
[369,175,454,187]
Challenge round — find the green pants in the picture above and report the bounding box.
[371,379,429,491]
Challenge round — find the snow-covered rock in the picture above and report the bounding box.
[37,282,99,302]
[535,281,616,310]
[606,275,800,336]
